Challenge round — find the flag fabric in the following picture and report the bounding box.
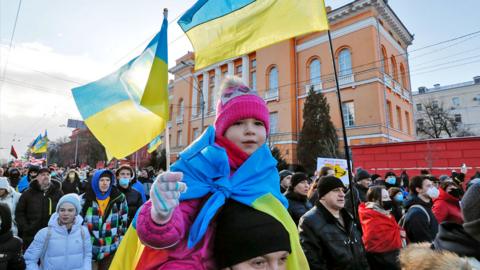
[72,12,169,159]
[178,0,330,70]
[10,146,18,159]
[29,134,42,151]
[31,133,48,154]
[110,127,308,270]
[147,135,162,153]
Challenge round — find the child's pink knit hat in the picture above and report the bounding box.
[214,76,269,137]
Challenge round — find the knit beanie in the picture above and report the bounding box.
[0,177,9,190]
[214,200,291,268]
[317,176,345,199]
[279,170,293,181]
[288,172,309,191]
[116,165,135,178]
[56,193,82,215]
[462,183,480,242]
[355,168,371,182]
[214,76,269,137]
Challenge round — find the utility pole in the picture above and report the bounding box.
[179,61,205,132]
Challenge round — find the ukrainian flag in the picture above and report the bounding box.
[147,135,162,153]
[178,0,330,70]
[72,11,169,159]
[32,131,48,154]
[29,134,42,152]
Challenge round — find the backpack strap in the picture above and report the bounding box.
[40,227,52,266]
[409,204,431,224]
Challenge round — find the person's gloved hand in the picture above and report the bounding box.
[150,171,187,224]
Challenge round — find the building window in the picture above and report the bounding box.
[250,71,257,91]
[196,79,203,116]
[177,98,184,123]
[235,65,242,76]
[266,66,279,99]
[222,70,228,80]
[475,94,480,105]
[338,48,352,77]
[452,97,460,107]
[342,101,355,127]
[455,114,462,123]
[381,46,389,74]
[416,103,422,111]
[251,59,257,69]
[309,58,321,87]
[386,101,393,127]
[208,75,215,112]
[192,128,200,141]
[269,112,279,135]
[405,111,411,135]
[177,130,183,146]
[399,63,407,87]
[391,55,398,82]
[432,100,439,108]
[416,119,424,130]
[396,106,402,131]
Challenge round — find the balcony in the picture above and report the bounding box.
[383,74,393,88]
[339,73,354,85]
[305,82,322,93]
[176,115,183,124]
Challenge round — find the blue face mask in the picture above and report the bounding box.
[119,178,130,187]
[386,177,396,185]
[394,193,404,202]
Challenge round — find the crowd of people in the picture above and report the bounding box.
[0,76,479,270]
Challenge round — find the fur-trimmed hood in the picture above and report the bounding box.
[400,243,480,270]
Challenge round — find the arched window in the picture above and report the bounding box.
[178,98,184,117]
[381,46,389,74]
[391,55,398,82]
[399,63,407,87]
[267,66,279,98]
[338,48,352,77]
[309,58,321,86]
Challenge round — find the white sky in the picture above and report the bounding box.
[1,0,479,161]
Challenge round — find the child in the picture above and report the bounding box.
[133,76,307,269]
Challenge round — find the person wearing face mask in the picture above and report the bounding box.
[17,165,40,193]
[403,176,439,243]
[116,165,146,203]
[384,172,398,190]
[7,168,21,191]
[62,170,82,195]
[432,181,463,224]
[116,171,143,227]
[388,187,404,222]
[358,186,402,270]
[279,170,293,194]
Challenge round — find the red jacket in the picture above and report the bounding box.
[432,188,463,224]
[358,203,402,253]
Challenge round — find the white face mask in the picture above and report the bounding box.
[426,187,440,199]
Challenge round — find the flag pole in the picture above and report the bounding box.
[163,8,171,171]
[327,30,358,222]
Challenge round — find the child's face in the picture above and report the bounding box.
[228,251,289,270]
[224,118,266,155]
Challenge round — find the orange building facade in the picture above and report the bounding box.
[166,0,415,165]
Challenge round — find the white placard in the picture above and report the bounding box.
[317,157,350,186]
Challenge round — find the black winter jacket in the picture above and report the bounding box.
[403,195,439,243]
[345,183,368,216]
[0,231,25,270]
[15,179,63,248]
[285,191,312,225]
[118,185,143,226]
[299,203,370,270]
[433,222,480,261]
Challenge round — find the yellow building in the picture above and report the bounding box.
[166,0,415,164]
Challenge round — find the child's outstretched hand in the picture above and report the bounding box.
[150,171,187,224]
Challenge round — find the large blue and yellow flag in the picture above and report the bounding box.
[31,130,48,154]
[147,135,162,153]
[178,0,330,70]
[72,11,169,159]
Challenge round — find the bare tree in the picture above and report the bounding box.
[416,99,458,138]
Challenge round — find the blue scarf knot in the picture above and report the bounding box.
[171,126,287,248]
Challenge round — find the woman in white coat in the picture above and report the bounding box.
[0,177,20,235]
[24,193,92,270]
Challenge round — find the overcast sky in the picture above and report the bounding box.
[1,0,479,161]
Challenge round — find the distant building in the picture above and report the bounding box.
[165,0,415,165]
[413,76,480,138]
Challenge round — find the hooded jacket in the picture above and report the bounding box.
[0,185,20,235]
[15,179,63,248]
[24,213,92,270]
[433,222,480,261]
[285,190,312,226]
[432,188,463,224]
[117,184,143,227]
[0,202,25,270]
[80,169,128,261]
[298,202,369,270]
[403,194,439,243]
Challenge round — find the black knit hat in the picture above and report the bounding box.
[99,171,113,180]
[462,183,480,242]
[0,202,12,235]
[355,168,371,182]
[288,172,309,191]
[317,176,345,199]
[214,200,291,268]
[279,170,293,180]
